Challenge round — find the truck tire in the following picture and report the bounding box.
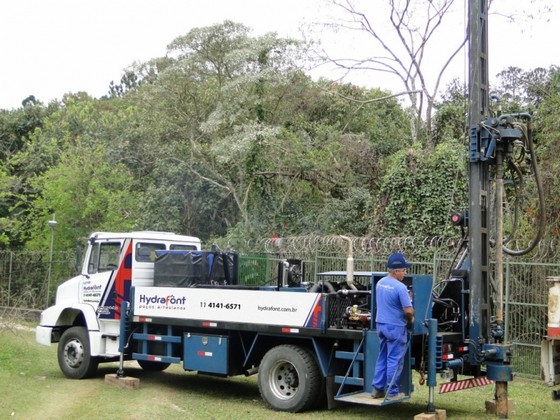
[258,344,322,412]
[57,326,99,379]
[137,360,171,371]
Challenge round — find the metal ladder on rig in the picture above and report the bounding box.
[334,334,409,406]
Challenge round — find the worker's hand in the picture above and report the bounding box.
[404,308,414,329]
[407,316,415,329]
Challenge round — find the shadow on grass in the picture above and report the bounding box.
[92,363,481,419]
[96,364,260,400]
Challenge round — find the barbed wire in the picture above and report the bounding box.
[221,234,560,261]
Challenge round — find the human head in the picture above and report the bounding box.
[387,252,412,270]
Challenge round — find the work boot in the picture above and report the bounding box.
[371,388,386,398]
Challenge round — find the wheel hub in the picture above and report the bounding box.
[270,361,300,400]
[64,339,85,368]
[284,369,299,387]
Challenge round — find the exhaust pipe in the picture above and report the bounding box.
[340,236,357,290]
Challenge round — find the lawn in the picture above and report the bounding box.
[0,321,558,419]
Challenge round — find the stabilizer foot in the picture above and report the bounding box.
[104,373,140,389]
[414,409,447,420]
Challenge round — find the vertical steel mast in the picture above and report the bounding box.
[468,0,490,371]
[468,1,513,418]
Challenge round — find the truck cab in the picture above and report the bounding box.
[36,231,201,378]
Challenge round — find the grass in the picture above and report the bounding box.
[1,321,559,419]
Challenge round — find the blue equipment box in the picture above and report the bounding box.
[183,333,229,374]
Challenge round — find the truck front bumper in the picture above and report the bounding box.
[36,326,53,346]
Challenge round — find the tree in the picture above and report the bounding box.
[432,78,468,144]
[26,142,143,251]
[0,102,55,248]
[321,0,467,144]
[136,22,320,237]
[11,95,140,250]
[123,21,413,240]
[317,0,554,145]
[493,66,558,113]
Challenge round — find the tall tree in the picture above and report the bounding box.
[130,21,412,239]
[0,101,55,248]
[322,0,467,144]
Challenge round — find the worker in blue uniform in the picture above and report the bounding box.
[371,252,415,399]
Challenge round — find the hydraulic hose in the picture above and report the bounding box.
[503,120,546,256]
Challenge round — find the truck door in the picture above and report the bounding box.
[81,238,132,320]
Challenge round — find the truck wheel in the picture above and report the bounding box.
[258,344,322,412]
[57,326,99,379]
[137,360,171,371]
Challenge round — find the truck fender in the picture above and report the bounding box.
[39,303,99,341]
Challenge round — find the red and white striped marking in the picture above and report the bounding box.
[202,321,218,327]
[133,316,152,322]
[439,377,494,393]
[197,351,213,357]
[148,335,162,341]
[281,328,300,334]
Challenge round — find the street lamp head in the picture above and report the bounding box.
[48,220,57,228]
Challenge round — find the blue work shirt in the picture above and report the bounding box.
[375,275,412,326]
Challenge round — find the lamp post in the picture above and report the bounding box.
[45,216,57,308]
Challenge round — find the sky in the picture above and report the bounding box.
[1,0,559,110]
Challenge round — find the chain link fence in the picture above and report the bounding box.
[0,250,80,310]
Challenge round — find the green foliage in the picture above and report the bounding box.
[0,103,47,161]
[433,79,468,145]
[373,140,467,237]
[0,166,13,247]
[0,102,58,248]
[27,147,142,251]
[531,68,560,238]
[317,187,373,235]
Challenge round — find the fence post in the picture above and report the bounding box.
[7,251,13,307]
[504,258,510,342]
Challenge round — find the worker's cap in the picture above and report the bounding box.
[387,252,412,269]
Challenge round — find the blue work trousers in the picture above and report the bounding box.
[372,323,408,396]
